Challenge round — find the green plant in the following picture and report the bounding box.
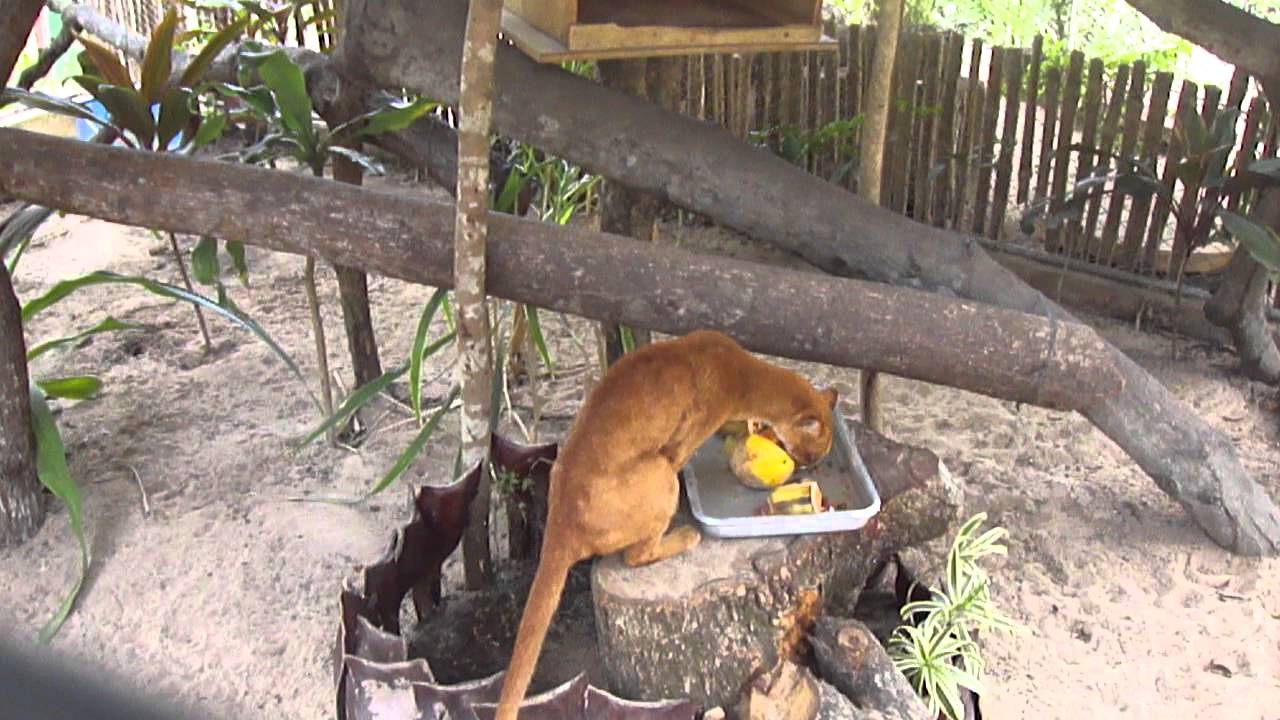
[887,513,1023,720]
[751,116,867,185]
[206,44,435,436]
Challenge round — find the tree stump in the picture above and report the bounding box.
[591,422,961,711]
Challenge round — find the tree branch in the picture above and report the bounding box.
[0,129,1130,411]
[1121,0,1280,80]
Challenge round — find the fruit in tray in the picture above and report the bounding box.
[763,480,825,515]
[723,429,796,490]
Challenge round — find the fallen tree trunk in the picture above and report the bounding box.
[0,130,1126,411]
[334,0,1280,556]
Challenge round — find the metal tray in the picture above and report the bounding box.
[682,416,881,538]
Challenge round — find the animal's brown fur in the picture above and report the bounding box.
[494,330,838,719]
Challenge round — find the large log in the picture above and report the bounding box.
[334,0,1280,556]
[0,129,1124,411]
[590,424,961,711]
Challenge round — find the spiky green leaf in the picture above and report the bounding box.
[180,15,251,87]
[29,384,90,643]
[27,317,139,361]
[366,385,460,497]
[410,288,451,423]
[141,7,179,104]
[20,271,317,411]
[37,376,104,401]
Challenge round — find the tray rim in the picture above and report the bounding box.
[683,415,882,538]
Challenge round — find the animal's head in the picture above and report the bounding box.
[768,386,839,468]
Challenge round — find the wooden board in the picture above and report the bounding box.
[501,8,834,63]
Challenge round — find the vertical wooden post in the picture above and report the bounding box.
[1228,96,1268,213]
[1147,80,1197,273]
[972,46,1003,234]
[1124,70,1173,271]
[988,46,1022,240]
[1082,64,1129,260]
[930,31,963,225]
[1100,60,1146,266]
[1070,59,1105,258]
[1017,35,1043,204]
[1033,66,1060,206]
[952,38,983,227]
[913,32,942,222]
[858,0,903,206]
[1045,51,1084,252]
[886,32,918,212]
[854,0,903,436]
[455,0,503,589]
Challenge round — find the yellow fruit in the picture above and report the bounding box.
[726,432,795,489]
[766,480,823,515]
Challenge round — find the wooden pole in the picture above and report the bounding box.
[454,0,502,589]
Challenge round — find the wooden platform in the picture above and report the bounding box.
[500,5,835,63]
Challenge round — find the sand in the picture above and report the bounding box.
[1,191,1277,719]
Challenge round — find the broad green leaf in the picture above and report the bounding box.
[76,34,134,87]
[20,271,318,411]
[1220,210,1280,273]
[225,240,249,284]
[141,7,179,104]
[37,376,104,401]
[27,317,140,361]
[293,364,408,450]
[351,98,438,139]
[0,88,111,128]
[95,84,156,149]
[180,15,251,87]
[410,288,450,423]
[325,146,385,176]
[365,385,460,498]
[29,384,90,644]
[157,88,194,151]
[524,305,554,374]
[211,82,277,119]
[192,113,228,149]
[191,236,219,285]
[255,50,315,145]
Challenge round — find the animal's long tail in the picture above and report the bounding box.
[494,543,577,720]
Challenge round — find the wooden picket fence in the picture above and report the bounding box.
[680,21,1278,282]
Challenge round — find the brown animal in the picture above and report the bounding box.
[494,329,839,719]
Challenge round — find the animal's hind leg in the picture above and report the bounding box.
[618,455,701,567]
[622,524,701,567]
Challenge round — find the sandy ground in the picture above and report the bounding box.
[1,187,1278,720]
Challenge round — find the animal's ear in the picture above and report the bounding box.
[820,387,839,410]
